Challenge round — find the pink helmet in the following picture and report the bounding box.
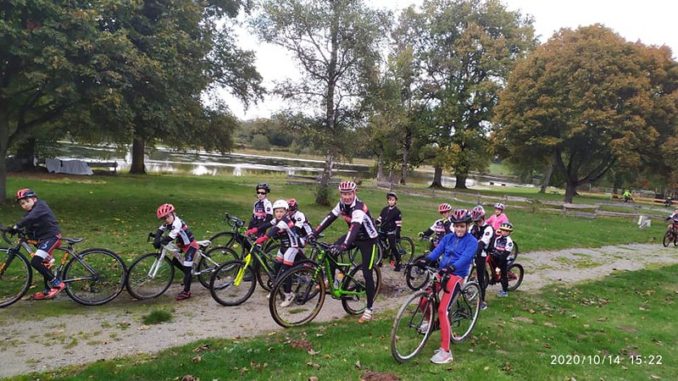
[438,203,452,213]
[156,203,175,219]
[338,181,357,192]
[450,209,472,224]
[470,205,486,221]
[494,202,505,210]
[16,188,37,202]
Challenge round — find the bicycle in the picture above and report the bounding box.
[268,240,382,328]
[348,229,415,268]
[469,245,524,292]
[0,225,127,308]
[125,232,238,299]
[404,236,440,291]
[662,225,678,247]
[209,213,278,257]
[390,265,481,363]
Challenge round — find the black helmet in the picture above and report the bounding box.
[386,191,398,200]
[256,183,270,193]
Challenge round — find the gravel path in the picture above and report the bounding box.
[1,243,677,378]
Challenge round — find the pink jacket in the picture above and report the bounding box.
[486,213,509,231]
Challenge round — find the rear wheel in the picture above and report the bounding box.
[507,263,524,291]
[450,282,481,343]
[269,263,325,328]
[64,248,127,306]
[0,250,32,308]
[341,264,381,315]
[126,253,174,299]
[196,246,239,288]
[390,291,434,363]
[210,260,256,306]
[396,236,415,264]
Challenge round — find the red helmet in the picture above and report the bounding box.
[16,188,37,202]
[156,203,175,219]
[338,181,357,192]
[438,203,452,213]
[288,198,298,212]
[450,209,472,224]
[470,206,486,221]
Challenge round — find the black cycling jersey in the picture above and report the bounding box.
[15,199,61,241]
[377,206,402,235]
[248,198,273,230]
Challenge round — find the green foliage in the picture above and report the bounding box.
[142,309,173,325]
[251,134,271,151]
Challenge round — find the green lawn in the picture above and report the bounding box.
[10,264,677,381]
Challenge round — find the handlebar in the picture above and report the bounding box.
[0,224,26,244]
[224,213,245,228]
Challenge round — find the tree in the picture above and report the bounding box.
[396,0,535,189]
[252,0,389,205]
[493,25,678,203]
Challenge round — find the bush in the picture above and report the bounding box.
[251,134,271,151]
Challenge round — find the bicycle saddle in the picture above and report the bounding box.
[61,237,84,244]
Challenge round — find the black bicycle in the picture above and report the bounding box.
[348,229,415,268]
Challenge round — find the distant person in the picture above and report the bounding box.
[376,192,403,271]
[486,203,509,231]
[10,188,65,300]
[419,203,453,251]
[469,205,494,310]
[665,209,678,232]
[622,189,633,203]
[154,203,199,300]
[248,183,273,237]
[492,222,515,298]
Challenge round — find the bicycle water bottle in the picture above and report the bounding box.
[334,269,344,288]
[495,267,500,276]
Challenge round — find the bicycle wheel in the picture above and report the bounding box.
[391,291,434,363]
[208,231,236,250]
[197,246,239,288]
[64,248,127,306]
[450,282,481,343]
[210,259,256,306]
[341,263,382,315]
[269,263,325,328]
[125,253,174,299]
[256,246,279,292]
[662,231,672,247]
[507,263,524,291]
[0,250,32,308]
[405,255,430,291]
[397,236,415,264]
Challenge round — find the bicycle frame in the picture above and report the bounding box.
[233,237,276,286]
[312,242,364,299]
[146,242,217,278]
[8,234,86,284]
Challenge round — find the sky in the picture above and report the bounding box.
[216,0,678,120]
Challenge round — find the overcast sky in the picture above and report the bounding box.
[216,0,678,120]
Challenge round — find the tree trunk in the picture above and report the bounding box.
[14,138,36,170]
[454,171,468,189]
[0,110,9,203]
[400,130,411,185]
[430,165,444,188]
[612,172,623,196]
[315,149,334,206]
[539,154,557,193]
[564,180,577,203]
[130,136,146,174]
[376,156,386,182]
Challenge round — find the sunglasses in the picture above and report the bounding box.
[257,191,267,195]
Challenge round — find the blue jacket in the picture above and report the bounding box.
[425,232,477,278]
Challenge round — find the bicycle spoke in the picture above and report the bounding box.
[64,249,126,306]
[391,291,433,363]
[126,253,174,299]
[269,264,325,328]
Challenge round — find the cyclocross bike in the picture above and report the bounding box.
[125,232,238,299]
[0,225,127,308]
[268,240,382,328]
[390,265,481,363]
[348,228,415,268]
[470,246,524,292]
[208,213,276,257]
[662,224,678,247]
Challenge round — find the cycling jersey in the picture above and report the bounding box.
[493,235,514,255]
[470,223,494,257]
[422,218,451,247]
[315,198,378,247]
[159,216,199,253]
[289,210,313,238]
[377,205,402,235]
[15,199,61,241]
[261,215,302,248]
[486,213,509,231]
[249,198,273,231]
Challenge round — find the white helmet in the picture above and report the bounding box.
[272,199,289,210]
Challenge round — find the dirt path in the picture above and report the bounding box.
[1,243,677,378]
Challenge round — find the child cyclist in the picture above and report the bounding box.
[419,203,453,251]
[286,199,313,241]
[469,205,494,310]
[665,209,678,231]
[492,222,515,298]
[417,209,477,364]
[486,202,509,231]
[10,188,65,300]
[154,203,199,301]
[247,200,303,307]
[248,183,273,237]
[376,191,403,271]
[309,181,379,323]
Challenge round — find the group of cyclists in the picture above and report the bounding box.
[7,180,517,365]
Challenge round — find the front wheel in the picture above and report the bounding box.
[269,263,325,328]
[126,253,174,299]
[396,236,415,264]
[405,255,430,291]
[662,231,672,247]
[341,263,381,315]
[450,282,481,343]
[64,248,127,306]
[391,291,434,363]
[196,246,239,288]
[0,250,32,308]
[210,259,256,306]
[507,263,524,291]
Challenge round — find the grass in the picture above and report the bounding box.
[141,309,173,325]
[8,264,677,381]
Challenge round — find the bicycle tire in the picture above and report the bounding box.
[405,255,431,291]
[196,246,239,288]
[450,282,481,343]
[64,248,127,306]
[390,290,434,363]
[269,263,325,328]
[341,263,382,315]
[507,263,524,291]
[210,259,256,306]
[0,249,32,308]
[125,253,174,299]
[397,236,415,264]
[663,231,672,247]
[207,231,237,251]
[256,245,279,292]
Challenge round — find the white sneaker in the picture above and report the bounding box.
[430,349,453,364]
[418,321,430,333]
[280,292,295,307]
